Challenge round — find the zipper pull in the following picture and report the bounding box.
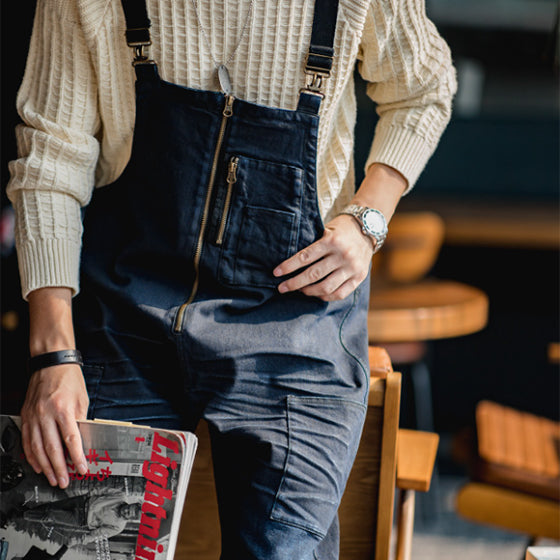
[227,157,239,184]
[216,157,239,246]
[223,94,234,117]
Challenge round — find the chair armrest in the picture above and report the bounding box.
[396,429,439,492]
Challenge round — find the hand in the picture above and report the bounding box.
[20,364,89,488]
[273,214,374,301]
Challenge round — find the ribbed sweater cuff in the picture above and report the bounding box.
[18,239,80,300]
[365,124,436,195]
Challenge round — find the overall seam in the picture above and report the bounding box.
[269,397,327,538]
[337,285,369,405]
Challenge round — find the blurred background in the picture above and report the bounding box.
[354,1,559,556]
[354,0,559,433]
[1,1,559,558]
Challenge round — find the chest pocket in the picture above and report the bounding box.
[216,155,304,288]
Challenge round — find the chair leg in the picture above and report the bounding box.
[409,359,441,522]
[395,488,416,560]
[410,360,434,433]
[522,536,539,560]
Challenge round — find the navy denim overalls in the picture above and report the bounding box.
[75,1,370,558]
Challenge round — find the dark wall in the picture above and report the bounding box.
[1,2,37,414]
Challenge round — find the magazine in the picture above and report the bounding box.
[0,415,197,560]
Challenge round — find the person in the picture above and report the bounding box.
[6,494,141,547]
[7,1,456,558]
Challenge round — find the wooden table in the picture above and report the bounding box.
[399,196,560,249]
[368,279,489,344]
[368,278,489,434]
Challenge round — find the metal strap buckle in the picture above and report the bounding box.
[131,44,155,66]
[302,53,332,97]
[301,71,330,98]
[125,28,154,66]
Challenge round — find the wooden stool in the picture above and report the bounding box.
[456,400,560,541]
[368,279,489,432]
[368,279,489,344]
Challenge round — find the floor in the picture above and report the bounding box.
[402,475,559,560]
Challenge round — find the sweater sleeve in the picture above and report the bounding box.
[357,0,457,193]
[6,0,101,299]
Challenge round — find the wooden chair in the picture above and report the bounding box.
[371,211,445,285]
[548,342,560,365]
[175,347,439,560]
[456,400,560,543]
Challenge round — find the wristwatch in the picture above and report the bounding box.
[339,204,388,253]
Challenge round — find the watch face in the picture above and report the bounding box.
[362,208,387,235]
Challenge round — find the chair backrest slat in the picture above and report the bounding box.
[375,370,402,560]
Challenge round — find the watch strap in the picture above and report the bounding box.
[339,204,364,220]
[339,204,387,253]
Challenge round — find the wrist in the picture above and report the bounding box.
[29,325,76,357]
[28,349,83,374]
[352,163,408,224]
[29,339,78,358]
[28,287,75,356]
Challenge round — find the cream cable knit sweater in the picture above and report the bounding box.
[7,0,456,299]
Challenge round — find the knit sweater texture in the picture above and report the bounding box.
[7,0,456,299]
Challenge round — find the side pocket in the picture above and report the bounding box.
[270,396,366,538]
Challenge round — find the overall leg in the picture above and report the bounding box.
[184,283,370,560]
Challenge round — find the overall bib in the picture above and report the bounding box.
[75,1,370,558]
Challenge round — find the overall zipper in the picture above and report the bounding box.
[173,94,235,333]
[216,156,239,245]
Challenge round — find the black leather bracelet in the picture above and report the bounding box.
[28,349,83,374]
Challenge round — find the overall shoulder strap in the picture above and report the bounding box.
[307,0,339,76]
[120,0,158,76]
[298,0,341,115]
[121,0,151,45]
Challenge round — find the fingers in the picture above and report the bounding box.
[295,263,366,301]
[319,277,364,302]
[277,254,340,294]
[301,269,352,299]
[21,416,62,486]
[58,413,88,480]
[20,365,89,489]
[273,237,328,279]
[40,420,68,487]
[274,215,373,300]
[20,420,43,475]
[24,417,88,489]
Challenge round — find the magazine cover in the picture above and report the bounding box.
[0,415,197,560]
